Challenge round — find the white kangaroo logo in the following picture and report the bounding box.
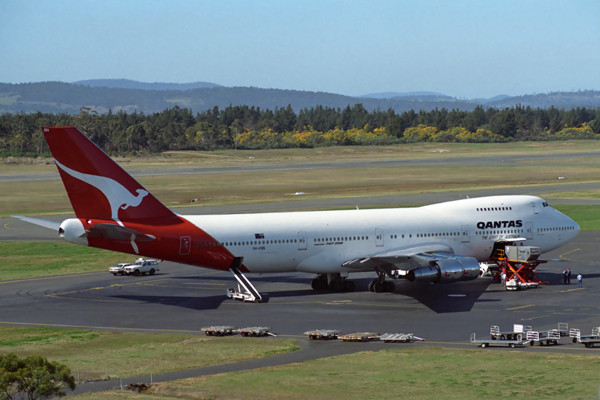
[55,160,149,225]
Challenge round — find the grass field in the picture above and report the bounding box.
[0,327,298,381]
[0,242,128,281]
[3,161,600,216]
[72,347,600,400]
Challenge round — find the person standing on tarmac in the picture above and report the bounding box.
[567,268,572,284]
[563,269,568,284]
[577,273,583,288]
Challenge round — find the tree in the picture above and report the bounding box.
[0,353,76,400]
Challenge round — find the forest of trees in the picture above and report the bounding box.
[1,103,600,157]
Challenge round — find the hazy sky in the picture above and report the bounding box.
[1,0,598,98]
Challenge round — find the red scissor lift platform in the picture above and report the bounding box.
[491,245,549,287]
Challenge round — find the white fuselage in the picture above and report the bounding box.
[183,195,579,274]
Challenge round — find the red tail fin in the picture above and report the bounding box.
[43,127,175,222]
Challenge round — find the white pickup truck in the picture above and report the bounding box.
[124,258,160,276]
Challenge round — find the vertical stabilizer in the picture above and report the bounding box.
[43,127,175,222]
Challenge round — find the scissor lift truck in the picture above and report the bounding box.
[491,246,548,289]
[339,332,380,342]
[201,326,237,336]
[490,324,532,340]
[526,330,560,346]
[380,333,425,343]
[304,329,341,340]
[471,333,527,348]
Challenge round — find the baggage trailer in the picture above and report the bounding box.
[304,329,341,340]
[380,333,425,343]
[238,326,275,337]
[572,327,600,347]
[490,324,531,340]
[201,325,236,336]
[339,332,380,342]
[526,330,560,346]
[471,333,527,348]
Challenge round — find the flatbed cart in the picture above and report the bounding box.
[380,333,425,343]
[471,333,527,348]
[304,329,341,340]
[201,325,237,336]
[526,330,560,346]
[490,324,532,340]
[572,327,600,347]
[238,326,276,337]
[339,332,380,342]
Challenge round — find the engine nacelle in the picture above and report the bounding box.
[407,256,480,283]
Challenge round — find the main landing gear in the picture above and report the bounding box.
[368,270,395,293]
[311,273,355,292]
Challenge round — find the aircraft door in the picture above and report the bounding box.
[180,236,191,255]
[298,231,307,250]
[526,222,533,240]
[375,227,384,247]
[531,202,538,214]
[461,225,470,243]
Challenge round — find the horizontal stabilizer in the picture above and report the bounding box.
[85,223,156,242]
[12,216,61,231]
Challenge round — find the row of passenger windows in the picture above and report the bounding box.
[315,236,368,242]
[477,206,513,211]
[538,226,576,232]
[475,229,523,235]
[223,239,298,246]
[416,232,461,238]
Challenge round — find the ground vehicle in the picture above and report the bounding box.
[109,263,130,276]
[124,258,160,276]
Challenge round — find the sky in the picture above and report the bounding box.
[1,0,599,99]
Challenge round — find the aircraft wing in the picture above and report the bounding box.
[341,242,482,283]
[12,216,61,231]
[342,243,456,270]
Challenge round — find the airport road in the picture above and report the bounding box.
[2,150,600,183]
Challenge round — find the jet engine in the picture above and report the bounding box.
[407,256,480,283]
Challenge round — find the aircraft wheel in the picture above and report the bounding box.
[384,281,395,292]
[368,280,377,292]
[329,280,344,292]
[374,282,385,293]
[343,280,355,292]
[311,277,328,291]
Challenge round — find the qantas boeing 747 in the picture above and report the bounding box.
[16,127,580,301]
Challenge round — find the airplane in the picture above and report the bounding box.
[15,126,580,302]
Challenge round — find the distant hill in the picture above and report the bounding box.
[0,81,598,115]
[360,91,451,99]
[73,79,222,91]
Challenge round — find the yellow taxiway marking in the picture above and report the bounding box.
[560,248,580,260]
[519,315,549,321]
[507,304,536,311]
[556,288,585,293]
